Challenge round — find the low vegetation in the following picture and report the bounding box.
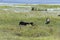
[0,5,60,40]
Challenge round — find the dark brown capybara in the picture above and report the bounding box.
[58,14,60,16]
[19,21,34,26]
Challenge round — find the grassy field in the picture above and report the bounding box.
[0,5,60,40]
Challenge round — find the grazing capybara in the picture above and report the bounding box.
[32,7,34,11]
[19,21,34,26]
[45,18,50,24]
[58,14,60,16]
